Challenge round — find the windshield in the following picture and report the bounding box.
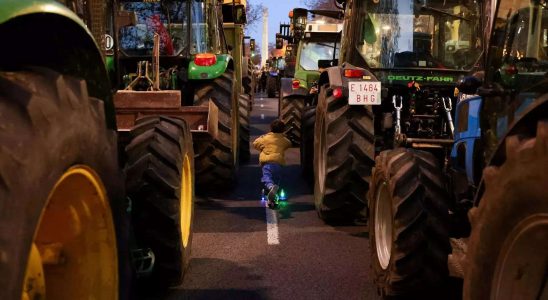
[118,0,221,56]
[299,42,340,71]
[119,0,188,56]
[190,0,222,54]
[356,0,482,70]
[501,5,548,68]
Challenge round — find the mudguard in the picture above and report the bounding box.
[0,0,116,129]
[280,77,308,99]
[473,95,548,205]
[188,54,232,80]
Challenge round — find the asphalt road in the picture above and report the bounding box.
[159,93,381,300]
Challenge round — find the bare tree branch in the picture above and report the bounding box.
[246,1,265,28]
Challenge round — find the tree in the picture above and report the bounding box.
[246,1,265,29]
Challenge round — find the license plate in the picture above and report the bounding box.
[348,81,381,105]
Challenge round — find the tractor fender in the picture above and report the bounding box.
[188,54,232,80]
[319,63,377,89]
[473,95,548,206]
[0,0,115,129]
[280,77,308,99]
[319,66,343,88]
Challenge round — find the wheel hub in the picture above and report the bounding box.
[491,214,548,300]
[375,182,393,270]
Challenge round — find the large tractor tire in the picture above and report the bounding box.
[193,70,239,188]
[239,94,251,163]
[0,69,130,300]
[267,76,277,98]
[313,85,374,221]
[368,148,451,298]
[464,120,548,300]
[301,105,316,181]
[280,95,305,146]
[124,116,195,289]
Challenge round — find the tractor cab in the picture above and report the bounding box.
[342,0,483,89]
[115,0,228,91]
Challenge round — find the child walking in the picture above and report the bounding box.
[253,119,292,207]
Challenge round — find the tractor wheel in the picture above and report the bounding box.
[301,105,316,181]
[368,148,450,298]
[193,70,238,188]
[124,116,194,289]
[313,85,374,221]
[239,94,251,163]
[464,120,548,300]
[280,95,305,146]
[0,69,130,300]
[267,76,277,98]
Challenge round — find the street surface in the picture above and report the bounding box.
[164,93,380,300]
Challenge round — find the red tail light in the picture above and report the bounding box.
[503,64,518,75]
[332,87,343,98]
[292,80,300,89]
[344,69,363,78]
[194,53,217,66]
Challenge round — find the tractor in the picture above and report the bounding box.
[113,0,244,189]
[275,8,343,181]
[311,0,483,221]
[222,0,252,162]
[0,0,246,298]
[0,0,133,299]
[314,0,547,298]
[265,56,285,98]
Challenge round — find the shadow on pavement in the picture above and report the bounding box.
[165,289,267,300]
[165,258,268,300]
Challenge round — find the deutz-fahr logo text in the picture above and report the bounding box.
[387,75,454,82]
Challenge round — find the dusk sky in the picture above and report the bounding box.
[246,0,309,49]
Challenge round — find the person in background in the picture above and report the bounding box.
[260,67,267,92]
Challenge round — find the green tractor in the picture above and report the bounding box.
[0,0,132,299]
[312,0,483,220]
[113,0,243,189]
[0,0,246,298]
[276,8,343,178]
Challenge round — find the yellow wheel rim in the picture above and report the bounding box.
[22,244,46,300]
[232,95,240,165]
[22,165,118,299]
[180,155,193,248]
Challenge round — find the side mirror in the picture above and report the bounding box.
[457,75,482,95]
[233,4,247,25]
[318,59,338,69]
[275,33,284,49]
[334,0,346,9]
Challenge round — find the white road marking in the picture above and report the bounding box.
[265,208,279,245]
[260,104,264,108]
[261,113,265,119]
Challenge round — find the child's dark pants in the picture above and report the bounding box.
[261,163,282,190]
